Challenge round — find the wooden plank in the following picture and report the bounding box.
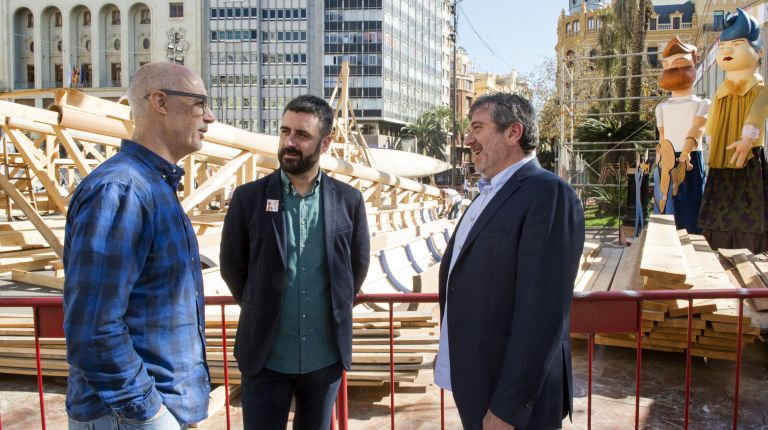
[657,317,706,330]
[589,246,623,292]
[641,309,666,322]
[639,215,687,282]
[700,310,751,325]
[611,230,646,291]
[666,300,719,318]
[710,321,760,336]
[641,301,669,313]
[10,270,64,290]
[690,347,737,361]
[695,336,753,348]
[0,173,63,258]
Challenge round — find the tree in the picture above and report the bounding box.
[628,0,653,118]
[400,107,450,161]
[597,0,637,113]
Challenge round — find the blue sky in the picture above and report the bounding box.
[456,0,566,76]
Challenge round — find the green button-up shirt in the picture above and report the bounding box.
[264,170,339,374]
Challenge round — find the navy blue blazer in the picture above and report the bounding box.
[438,159,584,429]
[220,170,370,377]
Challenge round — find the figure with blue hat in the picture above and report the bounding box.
[699,8,768,253]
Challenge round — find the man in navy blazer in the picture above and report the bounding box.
[220,95,370,429]
[433,93,584,429]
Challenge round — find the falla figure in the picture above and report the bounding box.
[653,36,710,233]
[699,8,768,253]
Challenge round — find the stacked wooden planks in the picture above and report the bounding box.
[592,215,763,360]
[0,308,438,388]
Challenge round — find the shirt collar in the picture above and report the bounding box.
[120,139,185,189]
[280,169,322,197]
[716,73,763,98]
[478,154,535,194]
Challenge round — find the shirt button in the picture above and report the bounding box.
[301,267,305,271]
[301,337,306,341]
[302,290,307,294]
[302,314,306,318]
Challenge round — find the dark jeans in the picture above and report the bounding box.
[241,361,343,430]
[449,203,461,220]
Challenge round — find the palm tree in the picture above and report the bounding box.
[628,0,653,118]
[400,108,449,161]
[597,0,636,113]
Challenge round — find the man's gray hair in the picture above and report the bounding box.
[469,93,538,153]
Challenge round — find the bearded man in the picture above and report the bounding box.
[654,36,710,233]
[220,95,370,429]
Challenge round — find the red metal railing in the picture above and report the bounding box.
[1,288,768,430]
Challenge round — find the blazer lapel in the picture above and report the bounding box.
[322,173,336,274]
[452,159,540,268]
[267,172,287,268]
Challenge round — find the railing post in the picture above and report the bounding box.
[684,299,693,430]
[733,299,744,430]
[389,302,395,430]
[635,300,643,430]
[220,304,231,430]
[32,307,47,430]
[337,371,348,430]
[587,332,593,430]
[440,389,445,430]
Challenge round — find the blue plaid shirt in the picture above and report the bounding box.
[63,140,210,424]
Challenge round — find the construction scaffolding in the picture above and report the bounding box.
[557,51,664,231]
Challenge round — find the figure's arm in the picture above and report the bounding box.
[679,115,707,169]
[488,180,585,428]
[351,191,370,296]
[729,88,768,167]
[220,188,250,304]
[64,183,161,421]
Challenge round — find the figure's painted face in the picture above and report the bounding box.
[716,38,759,72]
[661,52,694,70]
[659,53,696,91]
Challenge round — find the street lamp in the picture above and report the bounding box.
[450,0,461,189]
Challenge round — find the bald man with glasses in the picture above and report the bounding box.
[63,62,215,430]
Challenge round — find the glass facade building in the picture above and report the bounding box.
[206,0,447,143]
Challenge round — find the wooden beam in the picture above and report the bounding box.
[10,270,64,290]
[53,127,92,177]
[3,127,68,214]
[0,173,63,258]
[181,151,253,214]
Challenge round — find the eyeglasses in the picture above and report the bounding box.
[144,89,209,114]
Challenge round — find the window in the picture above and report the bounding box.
[111,63,122,85]
[565,23,570,34]
[27,13,33,28]
[114,39,121,50]
[672,17,680,29]
[143,38,150,49]
[587,17,594,30]
[83,11,91,26]
[55,64,63,85]
[57,40,62,52]
[111,9,120,25]
[573,20,580,33]
[649,17,657,31]
[170,3,184,18]
[27,65,35,84]
[85,40,92,51]
[140,8,150,24]
[713,10,724,30]
[647,47,659,68]
[82,64,92,84]
[55,12,62,27]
